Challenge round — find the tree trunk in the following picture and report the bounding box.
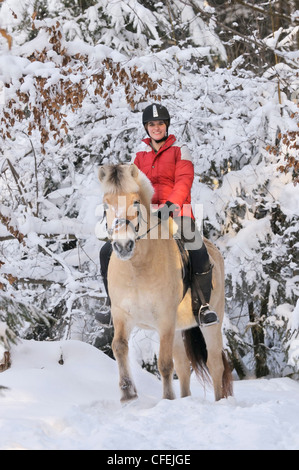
[249,294,270,378]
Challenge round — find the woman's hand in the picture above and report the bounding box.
[154,201,175,220]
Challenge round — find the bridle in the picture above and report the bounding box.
[103,201,161,242]
[107,216,139,239]
[136,218,161,241]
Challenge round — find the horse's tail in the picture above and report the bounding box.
[182,327,211,387]
[182,327,233,398]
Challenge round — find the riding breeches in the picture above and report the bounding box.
[172,216,210,274]
[100,240,113,297]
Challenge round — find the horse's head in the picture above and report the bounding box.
[98,164,153,260]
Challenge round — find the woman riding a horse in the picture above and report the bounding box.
[100,103,219,327]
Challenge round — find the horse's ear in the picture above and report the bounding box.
[98,166,106,182]
[130,164,139,179]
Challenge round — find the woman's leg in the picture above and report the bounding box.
[100,241,112,302]
[174,217,219,326]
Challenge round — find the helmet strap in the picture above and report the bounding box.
[153,136,167,144]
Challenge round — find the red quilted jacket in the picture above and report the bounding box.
[134,134,194,218]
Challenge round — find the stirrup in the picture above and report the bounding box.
[199,304,219,327]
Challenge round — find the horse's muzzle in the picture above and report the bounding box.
[112,239,135,260]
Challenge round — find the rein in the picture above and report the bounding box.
[135,218,161,240]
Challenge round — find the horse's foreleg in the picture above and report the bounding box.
[112,316,137,403]
[173,331,191,398]
[158,328,176,400]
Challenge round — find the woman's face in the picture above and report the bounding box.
[146,120,167,141]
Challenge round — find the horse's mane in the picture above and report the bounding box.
[98,164,154,208]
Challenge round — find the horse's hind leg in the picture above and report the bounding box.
[112,314,137,403]
[173,331,191,398]
[201,324,226,401]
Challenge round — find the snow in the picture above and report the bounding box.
[1,339,299,450]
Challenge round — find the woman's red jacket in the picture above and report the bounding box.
[134,134,194,219]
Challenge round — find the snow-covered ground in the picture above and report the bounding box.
[1,339,299,450]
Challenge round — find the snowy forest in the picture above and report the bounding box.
[0,0,298,381]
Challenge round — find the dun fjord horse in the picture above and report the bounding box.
[98,164,232,403]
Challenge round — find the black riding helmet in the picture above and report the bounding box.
[142,103,170,141]
[142,103,170,127]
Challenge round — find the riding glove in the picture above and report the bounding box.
[155,201,175,220]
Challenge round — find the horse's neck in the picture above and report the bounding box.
[131,212,175,267]
[131,235,176,271]
[131,238,156,268]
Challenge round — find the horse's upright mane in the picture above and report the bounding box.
[98,164,154,207]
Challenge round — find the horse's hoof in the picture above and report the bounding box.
[163,393,176,400]
[120,376,138,403]
[120,393,138,406]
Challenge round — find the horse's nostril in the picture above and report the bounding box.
[126,240,134,252]
[113,240,135,259]
[113,241,122,254]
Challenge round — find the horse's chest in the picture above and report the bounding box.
[120,291,160,324]
[109,256,181,327]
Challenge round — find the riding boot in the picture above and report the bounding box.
[98,242,112,323]
[94,268,113,324]
[191,265,219,327]
[102,274,111,307]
